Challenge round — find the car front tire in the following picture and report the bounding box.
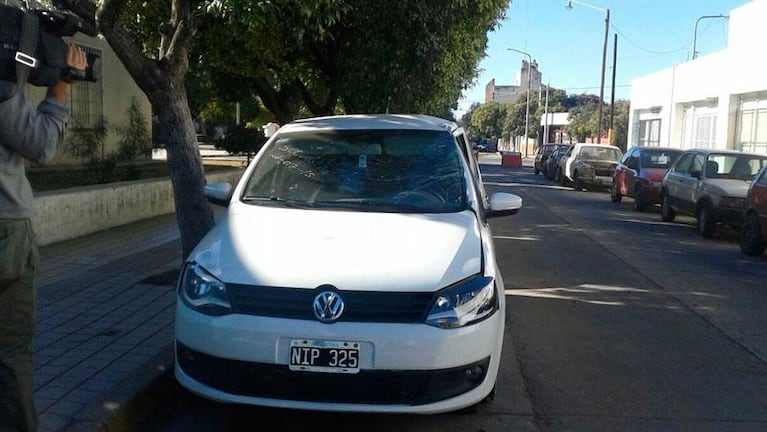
[573,171,583,191]
[740,212,766,256]
[697,202,715,238]
[610,180,622,203]
[660,192,676,222]
[633,185,646,212]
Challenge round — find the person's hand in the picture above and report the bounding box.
[49,42,87,103]
[65,41,87,71]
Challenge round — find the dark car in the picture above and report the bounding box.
[660,148,767,237]
[534,144,558,176]
[740,165,767,256]
[611,146,683,211]
[544,144,571,181]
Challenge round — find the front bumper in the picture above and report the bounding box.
[173,302,503,413]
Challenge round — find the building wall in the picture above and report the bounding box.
[26,34,151,165]
[628,0,767,154]
[485,60,543,105]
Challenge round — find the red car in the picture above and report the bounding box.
[740,165,767,256]
[611,146,683,211]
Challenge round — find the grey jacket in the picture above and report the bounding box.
[0,81,69,219]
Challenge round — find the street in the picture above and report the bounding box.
[136,159,767,432]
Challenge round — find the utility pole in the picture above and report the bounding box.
[609,33,617,146]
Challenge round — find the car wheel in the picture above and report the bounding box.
[557,168,567,186]
[610,180,622,203]
[573,171,583,191]
[660,192,676,222]
[740,212,766,256]
[696,202,715,238]
[633,185,646,212]
[534,167,540,175]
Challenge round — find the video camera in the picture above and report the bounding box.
[0,0,101,87]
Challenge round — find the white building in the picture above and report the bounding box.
[628,0,767,155]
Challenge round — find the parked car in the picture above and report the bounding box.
[534,144,558,175]
[174,114,523,414]
[557,143,623,191]
[740,165,767,256]
[546,144,571,181]
[611,146,683,211]
[660,148,767,237]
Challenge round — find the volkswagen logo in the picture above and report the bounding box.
[312,291,344,323]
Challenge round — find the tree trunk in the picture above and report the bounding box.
[151,90,216,259]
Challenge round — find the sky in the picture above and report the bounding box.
[454,0,751,118]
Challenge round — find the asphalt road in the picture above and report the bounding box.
[135,159,767,432]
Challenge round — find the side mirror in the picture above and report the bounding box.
[204,182,233,207]
[486,192,522,218]
[690,170,702,180]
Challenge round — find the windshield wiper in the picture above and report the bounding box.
[240,196,316,208]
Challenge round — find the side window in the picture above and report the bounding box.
[620,148,633,164]
[757,168,767,186]
[627,149,639,169]
[690,154,705,176]
[673,153,694,174]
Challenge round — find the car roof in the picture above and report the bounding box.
[685,148,756,154]
[279,114,459,134]
[630,146,683,152]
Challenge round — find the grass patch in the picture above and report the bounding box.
[28,161,238,192]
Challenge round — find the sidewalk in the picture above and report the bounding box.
[34,212,185,432]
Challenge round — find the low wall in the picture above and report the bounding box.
[33,169,243,246]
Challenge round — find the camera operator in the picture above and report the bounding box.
[0,40,86,432]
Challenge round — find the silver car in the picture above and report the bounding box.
[660,148,767,237]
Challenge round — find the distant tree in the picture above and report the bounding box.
[565,102,600,142]
[469,102,508,139]
[215,124,267,164]
[609,100,631,150]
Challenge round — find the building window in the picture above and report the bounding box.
[737,93,767,155]
[682,102,717,149]
[68,46,103,129]
[638,119,661,147]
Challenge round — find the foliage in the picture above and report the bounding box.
[469,102,508,139]
[190,0,509,122]
[115,97,152,161]
[609,100,631,150]
[64,118,109,162]
[565,102,600,143]
[215,124,267,162]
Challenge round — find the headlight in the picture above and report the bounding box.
[719,196,745,209]
[581,163,595,173]
[425,276,497,329]
[178,262,232,316]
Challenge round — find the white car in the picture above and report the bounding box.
[174,114,522,414]
[556,142,623,189]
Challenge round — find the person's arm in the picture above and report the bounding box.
[0,42,87,164]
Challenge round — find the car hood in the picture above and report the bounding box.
[703,178,752,197]
[189,204,483,292]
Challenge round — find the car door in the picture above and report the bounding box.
[752,168,767,235]
[678,153,705,214]
[664,152,693,210]
[625,149,641,197]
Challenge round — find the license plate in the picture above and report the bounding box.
[289,339,360,374]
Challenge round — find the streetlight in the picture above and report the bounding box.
[692,14,728,59]
[565,0,609,144]
[507,47,531,156]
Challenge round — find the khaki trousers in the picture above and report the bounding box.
[0,218,38,432]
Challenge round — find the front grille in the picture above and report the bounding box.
[595,169,613,177]
[177,342,489,405]
[228,284,435,323]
